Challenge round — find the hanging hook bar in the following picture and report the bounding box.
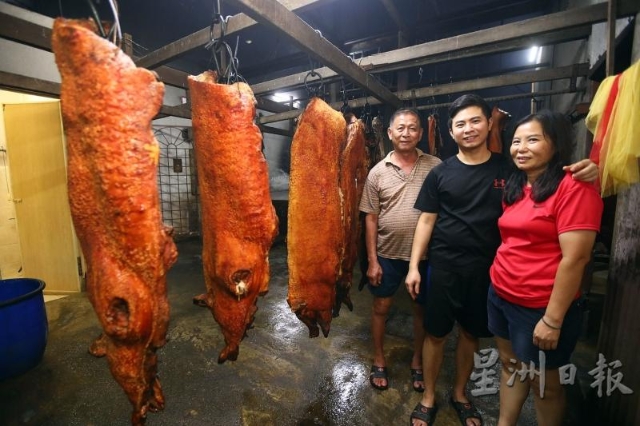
[106,0,121,45]
[83,0,121,45]
[340,79,351,114]
[304,70,324,98]
[204,0,244,84]
[84,0,107,38]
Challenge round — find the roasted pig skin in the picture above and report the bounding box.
[488,106,510,154]
[52,18,177,426]
[287,98,347,337]
[188,71,278,363]
[335,120,368,316]
[427,114,443,157]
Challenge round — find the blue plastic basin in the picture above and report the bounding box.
[0,278,48,381]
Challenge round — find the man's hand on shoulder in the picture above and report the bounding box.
[563,159,598,183]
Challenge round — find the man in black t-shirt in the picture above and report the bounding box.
[405,95,597,426]
[407,94,496,426]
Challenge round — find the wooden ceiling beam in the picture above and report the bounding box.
[415,87,584,111]
[224,0,402,107]
[0,9,187,88]
[256,63,589,124]
[258,124,294,138]
[158,104,191,119]
[256,96,294,113]
[0,70,191,119]
[135,0,338,69]
[0,11,51,50]
[252,25,592,95]
[0,70,60,97]
[250,1,639,96]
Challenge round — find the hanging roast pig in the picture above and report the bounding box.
[52,18,177,425]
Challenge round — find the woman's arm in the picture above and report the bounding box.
[533,230,597,350]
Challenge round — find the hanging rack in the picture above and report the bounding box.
[83,0,121,45]
[204,0,245,84]
[339,79,351,114]
[303,58,324,99]
[362,99,374,136]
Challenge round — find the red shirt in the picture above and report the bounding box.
[490,173,603,308]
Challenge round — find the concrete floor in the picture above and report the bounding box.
[0,238,600,425]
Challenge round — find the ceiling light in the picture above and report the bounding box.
[245,39,252,44]
[272,93,290,103]
[536,46,543,64]
[528,46,540,63]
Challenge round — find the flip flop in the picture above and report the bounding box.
[410,368,425,392]
[449,396,483,426]
[369,365,388,390]
[409,402,438,426]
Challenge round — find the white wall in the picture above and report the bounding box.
[589,17,634,65]
[0,1,188,109]
[548,0,634,160]
[259,110,292,194]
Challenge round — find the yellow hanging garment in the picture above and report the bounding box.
[585,76,616,135]
[587,59,640,196]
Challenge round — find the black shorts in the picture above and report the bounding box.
[487,285,584,369]
[423,266,492,338]
[368,256,429,304]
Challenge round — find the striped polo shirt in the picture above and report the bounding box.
[359,149,441,261]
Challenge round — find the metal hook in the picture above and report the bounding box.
[363,100,372,116]
[225,36,246,84]
[206,14,228,50]
[304,70,324,98]
[84,0,121,45]
[84,0,106,37]
[204,3,245,84]
[339,79,351,113]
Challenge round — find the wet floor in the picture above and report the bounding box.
[0,238,599,425]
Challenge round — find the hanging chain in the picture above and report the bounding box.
[204,0,245,84]
[303,57,324,98]
[84,0,121,46]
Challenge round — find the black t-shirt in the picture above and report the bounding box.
[414,153,509,272]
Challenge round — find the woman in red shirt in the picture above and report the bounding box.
[488,110,603,426]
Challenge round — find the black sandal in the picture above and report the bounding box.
[410,368,425,392]
[369,365,388,390]
[409,402,438,426]
[449,396,483,426]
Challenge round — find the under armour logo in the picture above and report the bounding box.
[493,179,506,189]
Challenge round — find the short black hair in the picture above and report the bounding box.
[447,94,491,130]
[389,107,422,128]
[504,110,575,205]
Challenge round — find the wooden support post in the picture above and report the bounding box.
[396,30,409,92]
[122,33,133,57]
[606,0,617,76]
[593,11,640,425]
